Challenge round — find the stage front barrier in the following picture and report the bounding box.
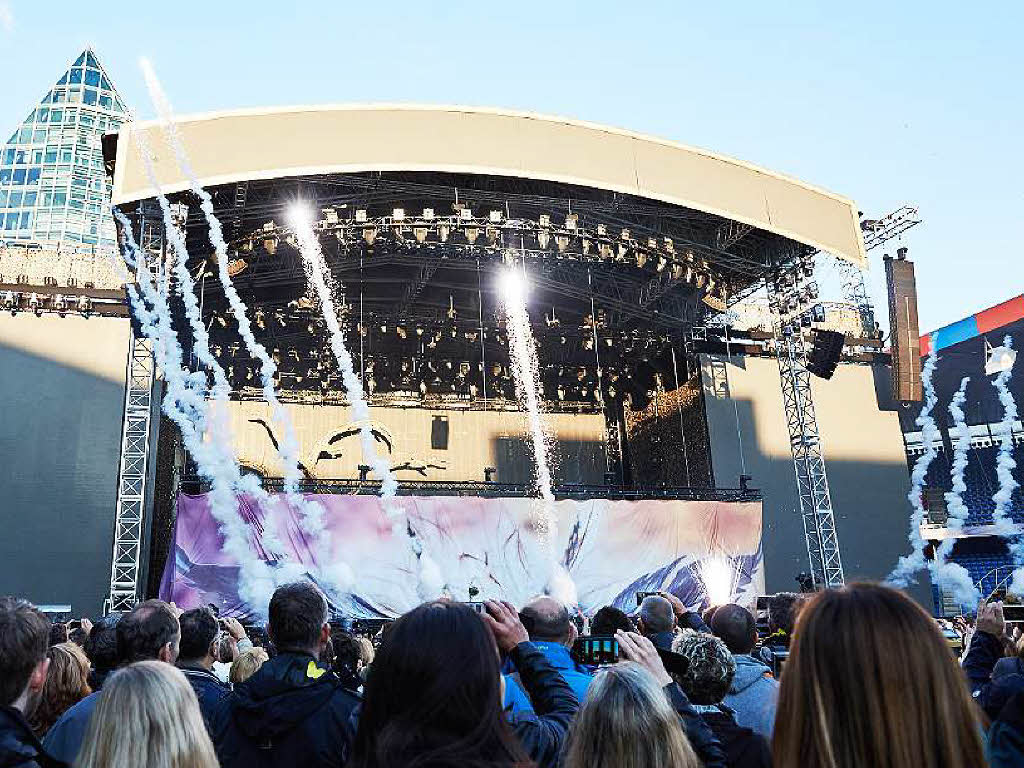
[160,492,763,619]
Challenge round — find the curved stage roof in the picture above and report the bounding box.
[111,104,865,268]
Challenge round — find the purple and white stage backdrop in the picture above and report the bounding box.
[160,493,763,619]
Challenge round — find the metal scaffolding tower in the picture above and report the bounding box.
[106,328,157,613]
[768,277,846,589]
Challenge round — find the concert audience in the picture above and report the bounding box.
[48,623,68,647]
[29,642,92,738]
[43,599,180,765]
[328,631,366,691]
[229,647,269,684]
[754,592,801,667]
[671,631,771,768]
[773,582,985,768]
[350,599,578,768]
[504,595,593,714]
[75,661,218,768]
[0,596,59,768]
[636,595,677,650]
[212,616,252,683]
[83,617,119,691]
[562,660,701,768]
[175,607,231,725]
[210,582,360,768]
[711,603,779,738]
[962,600,1024,722]
[589,605,635,635]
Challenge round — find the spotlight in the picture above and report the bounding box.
[438,224,451,242]
[3,290,18,311]
[413,226,428,243]
[565,214,578,231]
[464,226,480,244]
[286,201,314,228]
[489,210,503,223]
[76,295,91,315]
[499,268,528,304]
[392,208,405,220]
[29,292,41,316]
[422,207,435,219]
[555,234,569,252]
[539,214,551,227]
[355,209,368,223]
[53,294,68,315]
[656,256,667,272]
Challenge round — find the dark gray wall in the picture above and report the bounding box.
[0,314,129,616]
[701,353,933,607]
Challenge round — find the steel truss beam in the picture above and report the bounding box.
[106,328,157,613]
[767,280,845,589]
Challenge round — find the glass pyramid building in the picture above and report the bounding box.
[0,48,128,251]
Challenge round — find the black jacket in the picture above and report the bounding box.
[0,707,66,768]
[990,688,1024,768]
[505,642,579,768]
[210,652,360,768]
[698,707,771,768]
[178,664,231,728]
[664,684,729,768]
[962,630,1024,721]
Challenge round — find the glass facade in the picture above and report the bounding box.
[0,49,128,251]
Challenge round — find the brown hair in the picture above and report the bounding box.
[30,642,91,736]
[773,582,985,768]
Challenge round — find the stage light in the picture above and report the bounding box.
[664,237,675,254]
[459,206,473,220]
[413,226,428,243]
[636,251,648,268]
[656,256,667,272]
[464,226,480,244]
[499,268,528,304]
[355,209,368,223]
[393,208,405,220]
[30,292,41,316]
[76,295,91,315]
[596,224,607,236]
[438,223,450,242]
[555,234,569,252]
[286,201,314,228]
[539,214,551,227]
[671,263,683,280]
[422,207,435,219]
[53,294,67,315]
[565,214,578,231]
[397,326,407,338]
[538,230,551,250]
[416,325,424,337]
[486,227,500,246]
[323,208,339,225]
[489,210,503,223]
[362,226,378,246]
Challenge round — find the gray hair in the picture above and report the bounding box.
[564,661,700,768]
[76,661,218,768]
[639,596,675,634]
[671,631,736,705]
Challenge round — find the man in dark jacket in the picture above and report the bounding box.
[962,600,1024,720]
[176,607,231,726]
[990,687,1024,767]
[210,582,360,768]
[0,596,66,768]
[671,630,770,768]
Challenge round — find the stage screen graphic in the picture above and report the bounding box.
[161,493,763,619]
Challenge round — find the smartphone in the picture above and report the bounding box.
[464,601,488,616]
[573,635,620,665]
[636,591,660,606]
[1003,606,1024,623]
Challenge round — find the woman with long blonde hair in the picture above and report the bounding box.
[563,660,701,768]
[31,642,92,737]
[74,661,218,768]
[773,582,985,768]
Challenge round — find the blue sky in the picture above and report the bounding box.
[1,1,1020,332]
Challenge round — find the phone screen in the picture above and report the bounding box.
[573,635,620,665]
[464,601,488,616]
[1003,605,1024,623]
[635,591,659,606]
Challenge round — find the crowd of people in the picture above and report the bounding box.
[2,581,1023,768]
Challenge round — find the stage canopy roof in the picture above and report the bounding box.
[110,104,866,269]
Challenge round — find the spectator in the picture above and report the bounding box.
[29,643,92,738]
[590,606,634,636]
[961,601,1024,720]
[711,603,779,739]
[990,687,1024,767]
[176,608,230,724]
[671,632,771,768]
[210,582,360,768]
[43,599,180,765]
[563,661,700,768]
[211,617,252,683]
[0,596,60,768]
[66,620,91,649]
[75,661,218,768]
[992,626,1024,679]
[349,600,578,768]
[660,590,713,633]
[504,596,593,713]
[773,582,984,768]
[83,617,119,692]
[49,624,68,648]
[229,647,269,685]
[756,593,800,656]
[328,632,365,691]
[637,595,677,651]
[354,636,375,676]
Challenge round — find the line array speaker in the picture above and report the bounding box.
[807,329,845,379]
[885,249,923,402]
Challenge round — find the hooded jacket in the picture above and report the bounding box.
[0,706,66,768]
[210,652,360,768]
[721,654,778,739]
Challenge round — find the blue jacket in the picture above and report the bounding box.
[990,688,1024,768]
[721,654,778,740]
[41,691,99,766]
[503,641,593,714]
[962,630,1024,721]
[178,664,231,730]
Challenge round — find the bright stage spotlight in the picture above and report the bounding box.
[499,268,528,304]
[286,201,315,228]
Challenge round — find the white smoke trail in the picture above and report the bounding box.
[136,60,339,578]
[887,332,941,587]
[113,208,278,614]
[289,213,443,602]
[991,335,1019,532]
[929,377,979,607]
[498,264,575,600]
